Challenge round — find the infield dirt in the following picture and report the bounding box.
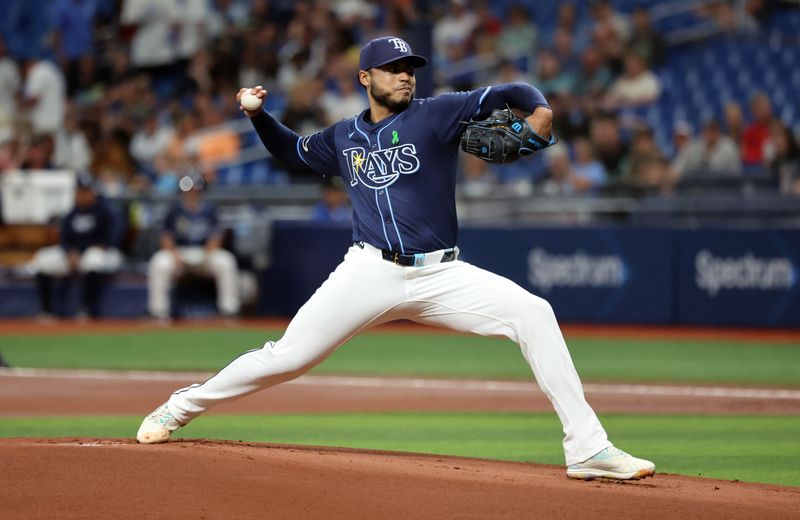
[2,438,799,520]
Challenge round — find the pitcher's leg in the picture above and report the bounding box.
[167,247,406,424]
[409,262,610,465]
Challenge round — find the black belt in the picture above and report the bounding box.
[355,242,457,266]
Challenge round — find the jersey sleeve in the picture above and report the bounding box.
[295,124,339,177]
[426,87,494,145]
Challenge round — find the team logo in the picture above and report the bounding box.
[342,144,420,189]
[388,38,408,52]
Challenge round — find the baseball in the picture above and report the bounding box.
[240,91,263,111]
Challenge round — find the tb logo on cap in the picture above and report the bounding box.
[388,38,408,52]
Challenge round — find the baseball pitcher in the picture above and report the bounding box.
[138,36,655,481]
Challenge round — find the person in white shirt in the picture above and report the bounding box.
[432,0,478,66]
[130,112,175,173]
[53,105,92,171]
[605,51,660,108]
[21,58,67,136]
[673,120,742,177]
[120,0,179,68]
[0,37,20,143]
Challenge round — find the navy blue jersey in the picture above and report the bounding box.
[163,202,220,246]
[253,83,549,253]
[60,198,118,252]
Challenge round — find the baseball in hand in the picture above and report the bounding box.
[240,91,263,111]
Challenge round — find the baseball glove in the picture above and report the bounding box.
[460,107,557,164]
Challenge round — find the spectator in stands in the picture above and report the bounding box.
[489,59,532,86]
[724,101,745,143]
[49,0,98,95]
[540,143,581,196]
[130,111,175,176]
[53,104,92,172]
[20,57,67,137]
[120,0,180,71]
[628,7,666,67]
[765,121,800,195]
[192,106,241,169]
[321,71,368,125]
[468,0,503,60]
[432,0,479,68]
[30,172,123,320]
[459,153,497,198]
[741,92,774,167]
[551,28,580,75]
[542,3,590,51]
[604,51,661,109]
[91,127,137,195]
[670,120,693,161]
[673,119,741,177]
[312,176,351,223]
[539,140,605,196]
[571,137,609,193]
[625,125,674,194]
[282,77,328,137]
[497,4,537,62]
[573,46,612,99]
[590,22,625,77]
[20,134,56,170]
[590,114,629,179]
[147,174,240,321]
[0,36,20,144]
[153,113,200,194]
[590,0,631,42]
[532,50,574,97]
[174,0,212,62]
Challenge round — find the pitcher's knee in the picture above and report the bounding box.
[521,294,557,322]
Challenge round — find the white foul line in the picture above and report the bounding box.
[1,367,799,400]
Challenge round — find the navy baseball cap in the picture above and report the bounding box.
[359,36,428,71]
[75,170,98,191]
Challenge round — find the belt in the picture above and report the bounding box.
[355,242,458,267]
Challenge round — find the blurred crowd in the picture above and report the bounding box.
[0,0,799,201]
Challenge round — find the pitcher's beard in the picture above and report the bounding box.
[370,84,414,112]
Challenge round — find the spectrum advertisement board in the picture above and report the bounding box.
[676,229,800,327]
[265,223,800,327]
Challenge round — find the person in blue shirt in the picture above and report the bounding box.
[31,172,123,319]
[138,36,655,481]
[147,174,240,321]
[311,176,352,223]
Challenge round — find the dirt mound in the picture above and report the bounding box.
[1,438,798,519]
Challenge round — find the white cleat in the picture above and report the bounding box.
[136,403,182,444]
[566,446,656,481]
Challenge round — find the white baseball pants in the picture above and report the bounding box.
[168,243,611,465]
[32,245,123,275]
[148,247,241,318]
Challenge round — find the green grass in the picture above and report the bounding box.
[1,329,799,385]
[1,412,798,487]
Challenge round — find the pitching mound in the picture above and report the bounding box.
[2,438,798,519]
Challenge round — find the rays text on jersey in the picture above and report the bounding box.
[342,144,420,189]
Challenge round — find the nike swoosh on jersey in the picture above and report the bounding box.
[348,131,355,139]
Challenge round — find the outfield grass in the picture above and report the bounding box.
[1,329,799,385]
[1,412,798,487]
